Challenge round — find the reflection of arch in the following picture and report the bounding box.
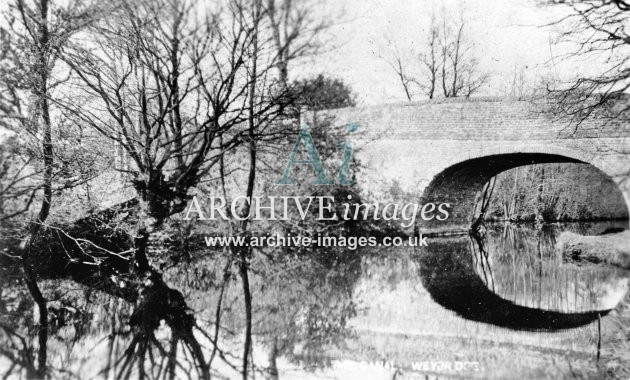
[417,150,630,234]
[417,236,606,331]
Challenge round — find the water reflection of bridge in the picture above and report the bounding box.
[472,224,629,314]
[350,235,618,379]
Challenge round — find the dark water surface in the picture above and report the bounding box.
[1,221,628,379]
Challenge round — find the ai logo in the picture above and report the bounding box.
[276,122,358,186]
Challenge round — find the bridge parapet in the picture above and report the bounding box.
[311,97,630,233]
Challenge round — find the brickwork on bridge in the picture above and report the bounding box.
[316,97,630,233]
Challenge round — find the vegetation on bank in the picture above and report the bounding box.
[0,0,628,378]
[0,0,367,377]
[558,231,630,270]
[484,163,629,223]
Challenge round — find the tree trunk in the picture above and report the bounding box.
[266,338,279,380]
[238,2,262,378]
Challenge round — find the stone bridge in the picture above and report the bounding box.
[321,97,630,234]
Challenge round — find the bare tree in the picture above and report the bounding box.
[504,64,532,98]
[57,0,294,272]
[55,0,334,377]
[266,0,332,88]
[386,10,490,101]
[424,23,440,99]
[543,0,630,126]
[1,0,340,377]
[439,14,490,98]
[0,1,100,376]
[238,2,262,377]
[387,45,418,101]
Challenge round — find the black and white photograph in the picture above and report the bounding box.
[0,0,629,378]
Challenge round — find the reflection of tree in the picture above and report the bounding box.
[0,82,363,380]
[418,233,605,330]
[1,203,364,379]
[251,246,361,376]
[0,276,115,378]
[0,206,217,379]
[106,271,210,380]
[469,232,495,293]
[471,224,627,313]
[0,0,354,378]
[0,325,43,379]
[0,283,46,379]
[0,266,224,380]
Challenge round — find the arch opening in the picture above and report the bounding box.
[417,153,630,234]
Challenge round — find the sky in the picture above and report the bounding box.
[300,0,579,105]
[0,0,606,108]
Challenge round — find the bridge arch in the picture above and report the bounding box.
[416,146,630,234]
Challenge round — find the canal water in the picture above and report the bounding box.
[0,221,628,379]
